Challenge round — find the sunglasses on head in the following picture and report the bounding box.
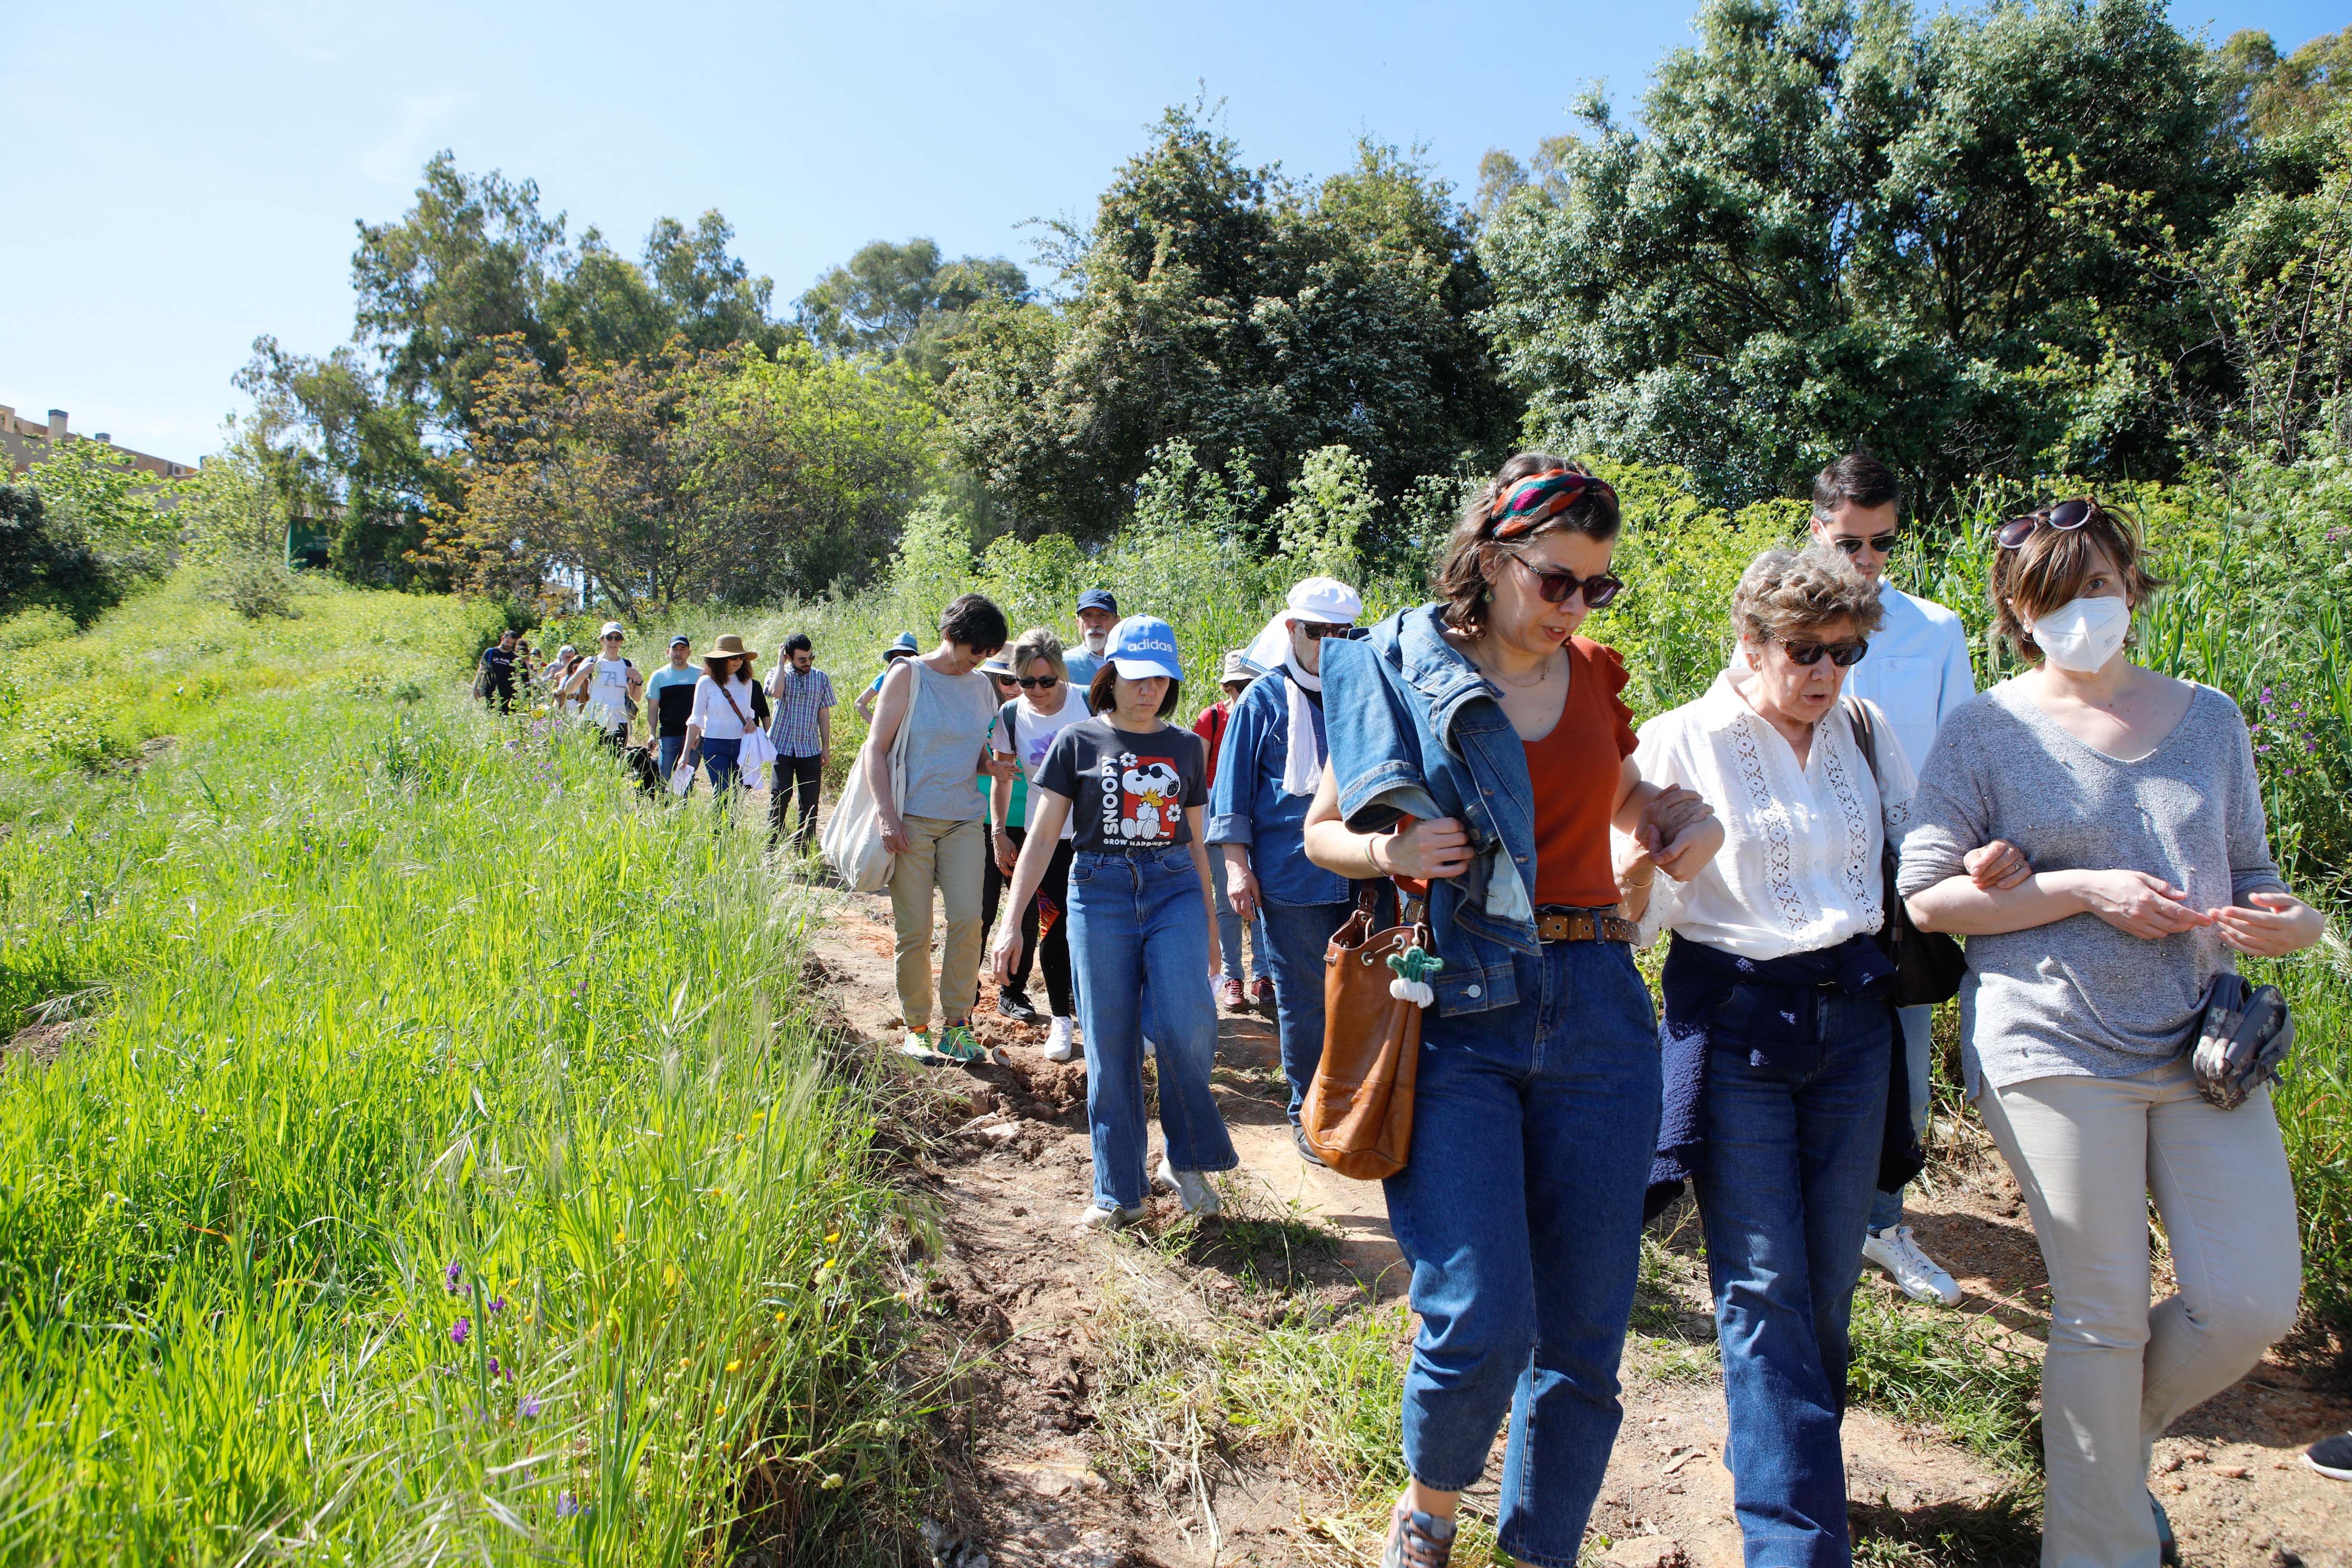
[1997,496,2099,550]
[1778,635,1870,668]
[1014,675,1057,689]
[1510,553,1624,608]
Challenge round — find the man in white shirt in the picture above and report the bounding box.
[1810,453,1973,1308]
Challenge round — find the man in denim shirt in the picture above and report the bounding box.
[1208,576,1363,1164]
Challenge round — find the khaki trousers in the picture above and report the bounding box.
[888,815,986,1033]
[1981,1056,2301,1568]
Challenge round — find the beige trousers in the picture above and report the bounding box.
[1980,1056,2301,1568]
[888,815,986,1033]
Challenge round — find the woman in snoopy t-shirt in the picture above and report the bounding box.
[992,615,1236,1229]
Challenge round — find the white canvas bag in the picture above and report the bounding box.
[821,660,921,893]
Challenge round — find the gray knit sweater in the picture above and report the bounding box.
[1896,682,2285,1096]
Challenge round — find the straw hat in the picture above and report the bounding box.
[706,633,757,660]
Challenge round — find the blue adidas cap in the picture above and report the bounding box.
[1105,615,1182,683]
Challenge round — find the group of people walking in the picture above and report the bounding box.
[478,443,2328,1568]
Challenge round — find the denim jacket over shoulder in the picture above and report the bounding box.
[1321,604,1541,1017]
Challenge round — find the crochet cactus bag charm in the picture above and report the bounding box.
[1386,943,1443,1007]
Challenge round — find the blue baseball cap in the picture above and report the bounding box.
[1105,615,1182,682]
[1077,589,1120,616]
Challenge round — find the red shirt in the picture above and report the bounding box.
[1192,702,1231,784]
[1523,639,1640,908]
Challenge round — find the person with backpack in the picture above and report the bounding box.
[991,615,1234,1225]
[477,629,522,713]
[645,635,699,781]
[562,623,643,756]
[679,634,762,796]
[989,628,1091,1060]
[1194,650,1271,1012]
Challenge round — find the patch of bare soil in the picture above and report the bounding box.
[802,876,2352,1567]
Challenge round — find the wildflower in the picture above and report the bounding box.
[773,1310,788,1325]
[521,1394,542,1418]
[488,1296,506,1315]
[488,1356,502,1378]
[444,1260,463,1293]
[824,1231,840,1245]
[725,1359,741,1373]
[557,1492,580,1518]
[820,1473,844,1492]
[450,1317,471,1346]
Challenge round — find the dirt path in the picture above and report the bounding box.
[798,874,2352,1568]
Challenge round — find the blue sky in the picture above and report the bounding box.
[2,0,2338,464]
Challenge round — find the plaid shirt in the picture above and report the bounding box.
[769,666,836,757]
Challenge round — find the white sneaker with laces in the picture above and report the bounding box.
[1044,1016,1080,1063]
[898,1030,940,1062]
[1863,1223,1963,1306]
[1157,1155,1221,1216]
[1074,1203,1145,1231]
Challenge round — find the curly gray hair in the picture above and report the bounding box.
[1731,546,1886,651]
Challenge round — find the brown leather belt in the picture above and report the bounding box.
[1536,909,1639,945]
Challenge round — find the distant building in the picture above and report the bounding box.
[1,403,198,481]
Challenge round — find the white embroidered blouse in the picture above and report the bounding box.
[1627,670,1917,961]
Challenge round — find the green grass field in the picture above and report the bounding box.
[0,575,920,1563]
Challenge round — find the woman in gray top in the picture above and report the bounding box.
[1900,499,2323,1568]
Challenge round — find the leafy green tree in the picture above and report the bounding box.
[1477,0,2242,507]
[27,437,179,578]
[796,238,1030,378]
[944,107,1520,540]
[644,211,788,356]
[0,483,113,623]
[2222,26,2352,142]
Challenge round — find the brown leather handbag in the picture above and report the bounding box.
[1302,883,1430,1179]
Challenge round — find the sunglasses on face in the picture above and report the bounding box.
[1829,532,1901,556]
[1014,675,1058,689]
[1997,496,2098,550]
[1295,620,1359,641]
[1510,553,1625,608]
[1778,636,1870,668]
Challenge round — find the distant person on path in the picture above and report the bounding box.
[976,655,1025,948]
[1064,589,1119,710]
[992,616,1234,1226]
[1303,454,1721,1568]
[543,644,580,711]
[856,632,920,723]
[989,627,1090,1060]
[868,595,1014,1064]
[767,632,835,851]
[680,634,762,796]
[1209,577,1365,1164]
[1901,499,2318,1568]
[1193,650,1271,1012]
[564,623,643,756]
[646,635,699,781]
[477,629,521,713]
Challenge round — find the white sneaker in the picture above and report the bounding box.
[1863,1223,1963,1306]
[1074,1203,1145,1231]
[1157,1155,1220,1216]
[1043,1016,1080,1063]
[898,1030,940,1062]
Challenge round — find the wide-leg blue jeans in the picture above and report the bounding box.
[1383,938,1661,1568]
[1069,847,1237,1210]
[1695,989,1892,1568]
[1258,897,1353,1126]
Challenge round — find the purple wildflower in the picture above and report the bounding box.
[488,1295,506,1314]
[557,1493,579,1518]
[521,1393,542,1418]
[451,1317,471,1346]
[444,1260,463,1293]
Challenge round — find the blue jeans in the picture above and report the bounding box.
[1259,897,1352,1126]
[1866,1004,1934,1233]
[1695,991,1892,1568]
[1069,847,1237,1210]
[1384,939,1660,1568]
[700,736,743,795]
[657,734,686,780]
[1212,873,1269,983]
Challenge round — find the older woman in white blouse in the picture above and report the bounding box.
[1624,546,2022,1568]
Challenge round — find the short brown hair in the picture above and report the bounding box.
[1433,451,1622,639]
[1088,663,1180,718]
[1811,452,1900,520]
[1732,546,1886,649]
[1989,499,2162,664]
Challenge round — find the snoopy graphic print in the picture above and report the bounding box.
[1036,716,1208,854]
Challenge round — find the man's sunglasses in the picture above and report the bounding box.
[1997,496,2098,550]
[1511,554,1625,608]
[1779,636,1870,668]
[1014,675,1058,689]
[1295,620,1360,641]
[1828,532,1902,556]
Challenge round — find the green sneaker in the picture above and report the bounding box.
[936,1022,984,1062]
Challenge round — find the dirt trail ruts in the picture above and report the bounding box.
[799,873,2352,1568]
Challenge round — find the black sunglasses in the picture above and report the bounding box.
[1997,496,2098,550]
[1014,675,1057,689]
[1511,554,1624,609]
[1295,620,1361,641]
[1778,636,1870,668]
[1829,532,1902,556]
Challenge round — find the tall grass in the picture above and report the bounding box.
[0,575,922,1562]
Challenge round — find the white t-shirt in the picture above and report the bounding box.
[992,697,1089,836]
[1732,584,1974,778]
[689,675,759,741]
[584,658,632,732]
[1628,670,1917,962]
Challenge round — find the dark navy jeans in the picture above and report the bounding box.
[699,736,743,794]
[1069,847,1237,1210]
[1695,989,1891,1568]
[1383,938,1660,1568]
[1257,897,1352,1126]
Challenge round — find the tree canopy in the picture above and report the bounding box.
[796,238,1030,379]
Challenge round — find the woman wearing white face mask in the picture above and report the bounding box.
[1899,498,2323,1568]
